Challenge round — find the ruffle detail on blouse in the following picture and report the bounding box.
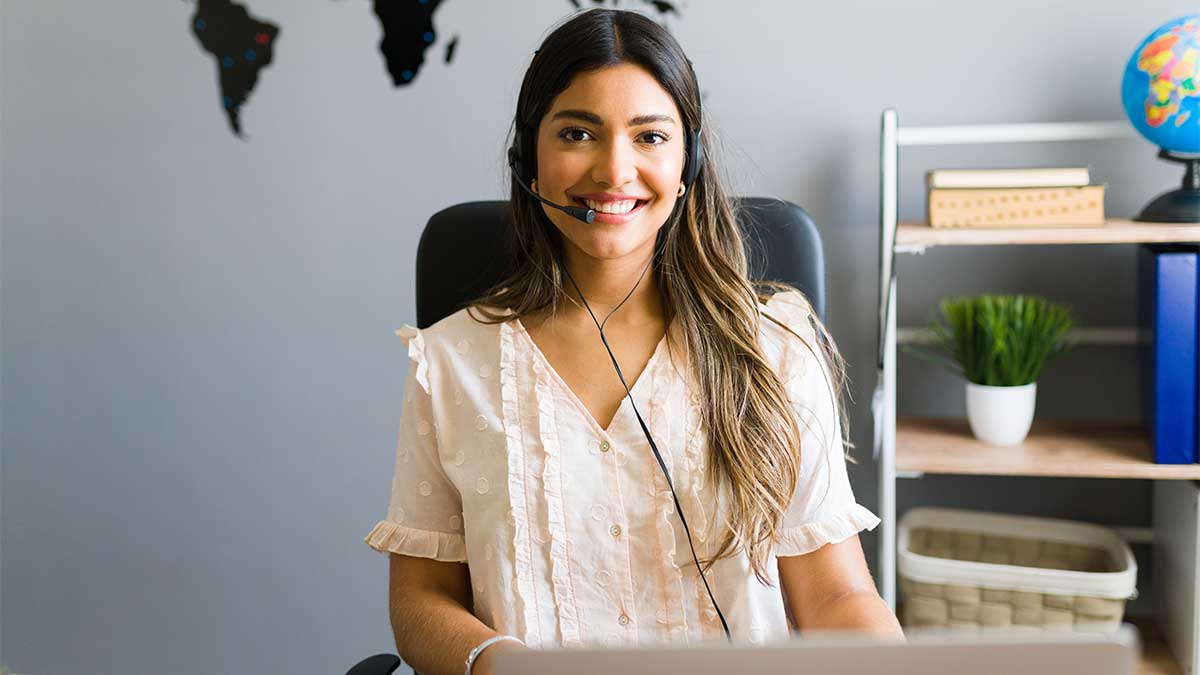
[363,519,467,562]
[774,504,881,557]
[498,321,541,647]
[394,324,430,395]
[646,351,689,640]
[680,381,710,541]
[528,330,583,647]
[679,368,722,639]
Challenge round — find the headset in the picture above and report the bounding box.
[504,84,733,642]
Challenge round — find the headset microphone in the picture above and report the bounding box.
[508,158,596,224]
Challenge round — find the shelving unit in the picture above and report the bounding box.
[873,109,1200,675]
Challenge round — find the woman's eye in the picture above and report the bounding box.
[642,131,670,145]
[559,128,592,142]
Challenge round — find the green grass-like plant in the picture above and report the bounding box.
[907,294,1075,386]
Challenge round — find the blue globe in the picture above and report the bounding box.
[1121,14,1200,154]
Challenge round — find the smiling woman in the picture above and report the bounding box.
[366,8,901,675]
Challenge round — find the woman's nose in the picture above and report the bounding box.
[591,138,638,188]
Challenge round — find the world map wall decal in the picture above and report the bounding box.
[187,0,682,138]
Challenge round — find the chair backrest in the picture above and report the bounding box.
[414,197,825,328]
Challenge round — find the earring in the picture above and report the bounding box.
[531,179,539,194]
[677,183,687,198]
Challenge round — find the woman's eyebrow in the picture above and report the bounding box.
[550,109,678,126]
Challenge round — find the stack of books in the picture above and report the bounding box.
[925,167,1106,228]
[1140,244,1200,464]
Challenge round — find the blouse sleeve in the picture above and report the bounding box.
[363,325,467,562]
[767,292,881,557]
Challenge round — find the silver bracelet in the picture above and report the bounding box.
[464,635,523,675]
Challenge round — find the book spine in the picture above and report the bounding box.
[927,167,1090,189]
[927,186,1105,228]
[1139,245,1198,464]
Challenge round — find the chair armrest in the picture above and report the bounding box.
[344,653,401,675]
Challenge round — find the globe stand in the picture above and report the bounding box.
[1134,148,1200,223]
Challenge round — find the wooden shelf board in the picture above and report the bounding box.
[896,417,1200,479]
[1141,636,1183,675]
[1129,615,1184,675]
[895,219,1200,248]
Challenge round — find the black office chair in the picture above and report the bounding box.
[348,196,825,675]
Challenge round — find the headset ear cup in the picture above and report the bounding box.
[508,127,529,184]
[683,127,703,187]
[507,144,523,182]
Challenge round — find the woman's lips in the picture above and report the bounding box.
[573,198,649,224]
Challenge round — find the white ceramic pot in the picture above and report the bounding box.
[965,382,1037,446]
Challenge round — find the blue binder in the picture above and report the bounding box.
[1139,244,1199,464]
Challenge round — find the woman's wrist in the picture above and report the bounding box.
[465,635,525,675]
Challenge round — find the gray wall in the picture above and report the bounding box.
[2,0,1195,673]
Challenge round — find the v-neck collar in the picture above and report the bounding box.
[512,316,671,437]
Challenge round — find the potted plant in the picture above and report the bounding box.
[909,294,1075,445]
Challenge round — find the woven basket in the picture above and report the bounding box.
[898,508,1137,633]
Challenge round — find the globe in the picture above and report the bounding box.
[1120,14,1200,222]
[1121,14,1200,154]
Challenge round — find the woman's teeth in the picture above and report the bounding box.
[582,198,641,214]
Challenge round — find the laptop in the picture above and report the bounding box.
[492,624,1140,675]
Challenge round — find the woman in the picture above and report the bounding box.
[365,8,902,675]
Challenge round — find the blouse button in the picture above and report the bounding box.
[618,613,632,627]
[610,524,622,538]
[599,440,611,453]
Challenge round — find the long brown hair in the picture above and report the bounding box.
[471,8,852,585]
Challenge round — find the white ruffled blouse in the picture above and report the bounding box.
[365,290,879,648]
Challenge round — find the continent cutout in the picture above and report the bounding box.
[371,0,446,86]
[190,0,280,137]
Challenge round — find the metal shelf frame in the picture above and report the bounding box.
[872,109,1139,608]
